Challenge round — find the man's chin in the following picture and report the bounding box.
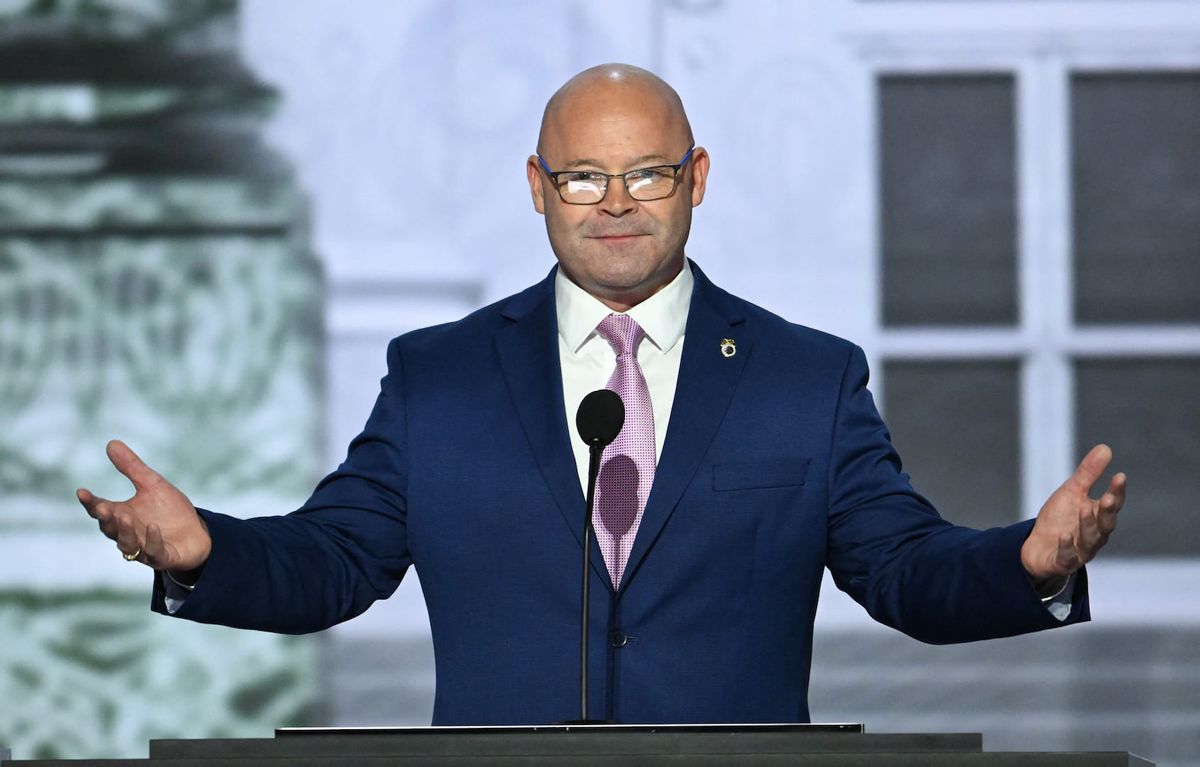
[558,252,683,303]
[589,272,680,309]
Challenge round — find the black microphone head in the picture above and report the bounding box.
[576,389,624,448]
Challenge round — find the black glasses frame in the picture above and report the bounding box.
[536,147,696,205]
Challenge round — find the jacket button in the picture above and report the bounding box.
[609,630,629,648]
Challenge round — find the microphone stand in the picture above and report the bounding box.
[564,388,622,725]
[579,441,604,723]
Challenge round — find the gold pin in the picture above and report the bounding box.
[720,338,736,358]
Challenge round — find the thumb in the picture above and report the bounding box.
[1067,443,1112,494]
[105,440,162,492]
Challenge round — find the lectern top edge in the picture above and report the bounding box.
[275,722,865,737]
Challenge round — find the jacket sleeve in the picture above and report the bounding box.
[823,345,1089,644]
[152,337,413,634]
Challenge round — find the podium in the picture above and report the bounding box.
[0,724,1155,765]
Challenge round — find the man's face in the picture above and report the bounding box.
[527,84,709,311]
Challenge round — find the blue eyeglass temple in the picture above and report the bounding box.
[538,147,695,176]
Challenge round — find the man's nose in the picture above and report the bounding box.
[598,177,637,217]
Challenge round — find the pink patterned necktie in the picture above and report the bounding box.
[594,313,656,589]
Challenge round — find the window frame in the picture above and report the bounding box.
[855,28,1200,623]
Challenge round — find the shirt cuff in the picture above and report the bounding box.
[1040,572,1076,622]
[161,570,196,615]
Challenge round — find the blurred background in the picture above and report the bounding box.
[0,0,1197,764]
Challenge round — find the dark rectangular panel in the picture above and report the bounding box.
[1075,357,1200,556]
[883,359,1020,528]
[1072,72,1200,324]
[880,75,1018,326]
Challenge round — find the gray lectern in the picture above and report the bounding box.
[0,723,1156,765]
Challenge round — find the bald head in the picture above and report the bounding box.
[537,63,694,156]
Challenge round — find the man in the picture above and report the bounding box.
[78,64,1125,725]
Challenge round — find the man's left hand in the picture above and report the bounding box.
[1021,443,1126,586]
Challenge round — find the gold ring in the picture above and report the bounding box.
[123,547,142,562]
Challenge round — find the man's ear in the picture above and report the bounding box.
[689,147,710,207]
[527,155,546,214]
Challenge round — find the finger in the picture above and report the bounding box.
[1103,472,1127,513]
[1067,444,1113,494]
[115,515,142,560]
[76,488,111,520]
[106,440,162,492]
[1078,506,1103,557]
[143,522,168,570]
[81,493,123,540]
[1096,501,1119,538]
[98,512,120,540]
[1097,488,1122,537]
[1053,531,1081,573]
[1098,491,1121,516]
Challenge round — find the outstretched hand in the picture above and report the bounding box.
[1021,443,1126,585]
[77,440,212,575]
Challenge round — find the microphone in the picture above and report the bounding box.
[577,388,624,449]
[573,389,623,723]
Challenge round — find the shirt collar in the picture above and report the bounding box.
[555,261,693,355]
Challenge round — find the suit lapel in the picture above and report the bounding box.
[621,263,750,591]
[495,269,615,589]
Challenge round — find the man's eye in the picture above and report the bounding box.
[627,168,670,183]
[565,172,600,183]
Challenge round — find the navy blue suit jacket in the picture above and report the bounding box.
[154,262,1087,724]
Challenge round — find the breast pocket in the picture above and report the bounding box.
[712,458,811,492]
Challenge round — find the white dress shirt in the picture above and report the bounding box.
[555,262,693,496]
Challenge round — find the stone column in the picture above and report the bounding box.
[0,1,321,758]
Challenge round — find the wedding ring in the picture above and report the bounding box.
[123,547,142,562]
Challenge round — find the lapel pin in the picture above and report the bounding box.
[720,338,736,358]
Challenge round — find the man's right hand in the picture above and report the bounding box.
[77,440,212,580]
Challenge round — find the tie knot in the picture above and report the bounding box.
[596,313,645,358]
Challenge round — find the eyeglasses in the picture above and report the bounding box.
[537,147,695,205]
